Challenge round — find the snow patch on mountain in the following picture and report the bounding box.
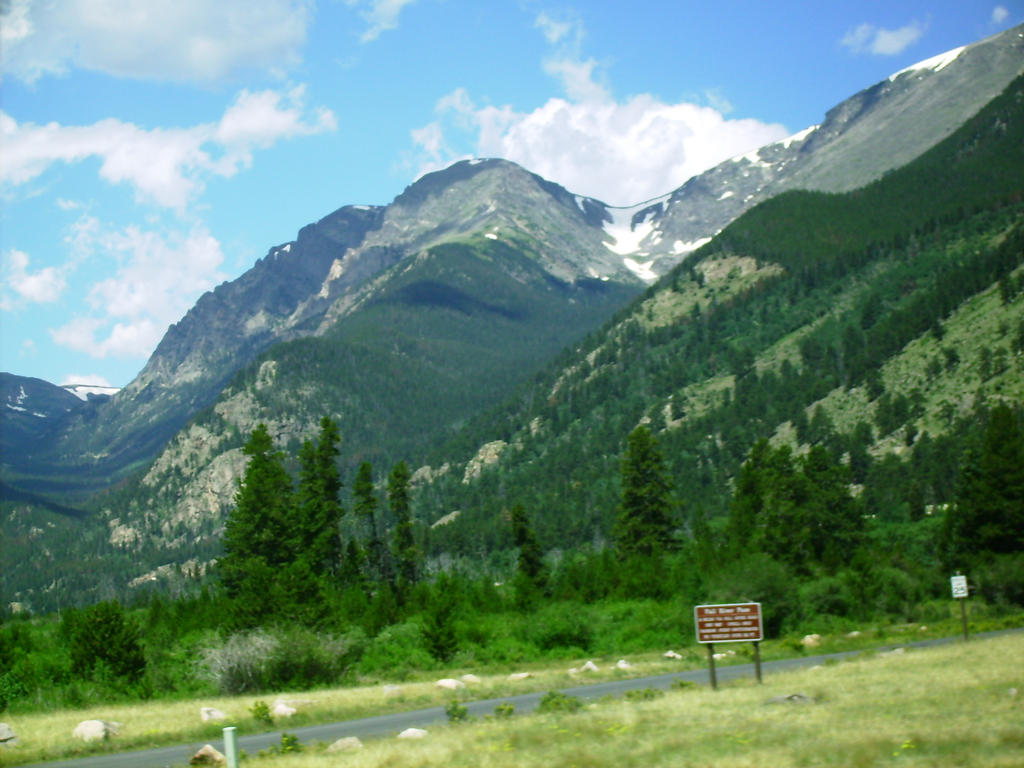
[63,384,120,401]
[889,46,966,82]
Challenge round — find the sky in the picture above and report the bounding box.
[2,1,1022,390]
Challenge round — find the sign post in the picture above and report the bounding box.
[950,574,969,641]
[694,602,764,689]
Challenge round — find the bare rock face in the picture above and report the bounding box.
[72,720,120,742]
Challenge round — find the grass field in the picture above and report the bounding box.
[2,626,1021,766]
[248,632,1024,768]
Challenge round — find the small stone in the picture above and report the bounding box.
[200,707,227,722]
[190,744,226,765]
[845,630,862,638]
[801,634,821,649]
[581,660,599,672]
[663,650,682,659]
[1008,688,1018,698]
[765,693,815,706]
[383,684,403,696]
[460,674,481,684]
[0,723,18,747]
[436,678,465,690]
[507,672,531,681]
[615,659,633,670]
[398,728,428,739]
[327,736,363,752]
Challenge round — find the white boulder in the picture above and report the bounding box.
[435,678,465,690]
[200,707,227,722]
[801,634,822,649]
[0,723,17,747]
[460,674,481,684]
[398,728,428,739]
[663,650,682,659]
[327,736,363,752]
[72,720,120,742]
[507,672,531,681]
[581,660,599,672]
[615,659,633,670]
[271,701,296,717]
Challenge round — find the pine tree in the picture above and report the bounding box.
[220,424,295,627]
[388,460,419,597]
[614,425,675,558]
[295,416,344,577]
[510,504,546,607]
[353,462,386,582]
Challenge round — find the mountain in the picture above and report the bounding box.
[3,159,639,504]
[3,27,1023,610]
[612,23,1024,275]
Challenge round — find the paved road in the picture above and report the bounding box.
[29,628,1021,768]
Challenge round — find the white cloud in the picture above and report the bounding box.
[535,12,573,44]
[0,86,336,211]
[347,0,418,43]
[50,221,228,359]
[1,0,311,84]
[841,20,926,56]
[408,17,788,206]
[3,249,67,305]
[992,6,1010,25]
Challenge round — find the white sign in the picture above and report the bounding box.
[950,575,968,599]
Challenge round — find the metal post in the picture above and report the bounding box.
[223,726,238,768]
[960,597,969,642]
[707,642,718,690]
[753,641,762,684]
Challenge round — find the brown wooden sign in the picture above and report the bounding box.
[694,602,763,643]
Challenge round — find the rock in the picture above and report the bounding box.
[383,684,403,696]
[327,736,363,752]
[581,660,599,672]
[460,674,481,684]
[663,650,682,659]
[436,678,465,690]
[200,707,227,722]
[72,720,120,742]
[568,667,579,674]
[507,672,531,681]
[190,744,226,765]
[1009,688,1018,698]
[271,701,296,717]
[0,723,17,747]
[615,659,633,670]
[398,728,428,739]
[713,652,728,660]
[845,630,862,638]
[918,625,928,632]
[801,634,821,649]
[765,693,815,706]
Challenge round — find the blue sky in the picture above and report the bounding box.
[2,0,1021,389]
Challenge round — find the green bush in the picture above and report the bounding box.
[529,603,594,652]
[445,699,469,722]
[358,621,433,675]
[537,690,583,714]
[249,700,273,725]
[624,687,663,702]
[493,701,515,719]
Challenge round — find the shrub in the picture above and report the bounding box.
[493,702,515,719]
[198,630,279,695]
[66,601,146,682]
[358,621,433,675]
[537,690,583,714]
[249,700,273,725]
[625,687,663,702]
[445,699,469,722]
[529,604,594,652]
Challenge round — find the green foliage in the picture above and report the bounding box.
[614,426,676,558]
[537,690,584,714]
[278,733,302,753]
[422,573,460,662]
[445,699,469,722]
[249,700,273,725]
[65,600,145,682]
[493,701,515,719]
[388,460,419,598]
[624,687,664,702]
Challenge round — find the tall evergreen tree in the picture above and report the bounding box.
[614,425,675,557]
[353,461,386,582]
[946,404,1024,565]
[510,504,546,607]
[220,424,295,627]
[388,460,419,596]
[295,416,344,577]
